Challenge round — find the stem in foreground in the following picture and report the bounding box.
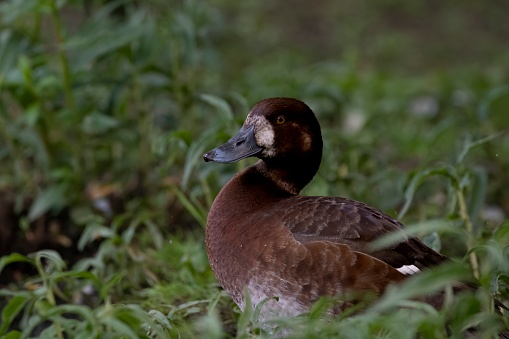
[456,188,480,279]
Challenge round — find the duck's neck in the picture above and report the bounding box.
[211,164,290,214]
[256,151,321,196]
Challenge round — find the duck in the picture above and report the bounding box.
[202,97,496,320]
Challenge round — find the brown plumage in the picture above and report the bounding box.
[205,165,407,318]
[203,97,505,322]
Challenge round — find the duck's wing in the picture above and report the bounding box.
[278,196,449,274]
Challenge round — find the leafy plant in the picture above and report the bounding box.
[0,0,508,338]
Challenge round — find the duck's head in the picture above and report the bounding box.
[204,98,323,194]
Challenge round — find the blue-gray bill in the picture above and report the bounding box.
[203,125,262,164]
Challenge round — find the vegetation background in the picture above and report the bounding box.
[0,0,508,337]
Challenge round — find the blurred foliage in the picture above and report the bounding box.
[0,0,508,337]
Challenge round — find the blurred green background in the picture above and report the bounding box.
[0,0,508,337]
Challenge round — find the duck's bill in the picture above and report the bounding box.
[203,125,262,164]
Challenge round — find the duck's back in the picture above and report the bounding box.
[277,195,448,270]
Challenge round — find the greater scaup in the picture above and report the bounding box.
[202,97,503,321]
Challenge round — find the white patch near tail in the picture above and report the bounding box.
[396,264,420,275]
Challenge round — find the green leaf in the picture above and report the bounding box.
[148,309,173,330]
[81,112,119,135]
[236,289,253,337]
[65,9,148,69]
[399,165,458,219]
[206,291,224,315]
[0,30,26,82]
[199,94,234,122]
[77,223,115,251]
[1,330,22,339]
[170,185,206,227]
[252,296,278,325]
[45,304,99,334]
[32,250,66,272]
[468,167,487,225]
[171,130,193,146]
[120,305,171,339]
[122,222,137,245]
[456,132,504,164]
[28,186,67,221]
[100,317,139,339]
[144,219,164,250]
[0,295,30,334]
[477,86,509,121]
[494,220,509,241]
[369,262,472,314]
[167,299,209,319]
[181,126,220,190]
[41,270,101,287]
[193,310,224,339]
[22,104,40,127]
[369,219,463,252]
[0,253,33,274]
[21,314,44,338]
[0,0,41,25]
[99,274,124,300]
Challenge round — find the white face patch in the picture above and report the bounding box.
[396,264,420,275]
[244,114,276,157]
[301,131,312,152]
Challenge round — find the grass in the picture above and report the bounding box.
[0,0,508,337]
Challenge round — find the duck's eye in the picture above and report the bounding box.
[276,115,286,124]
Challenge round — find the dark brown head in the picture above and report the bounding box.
[204,98,323,194]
